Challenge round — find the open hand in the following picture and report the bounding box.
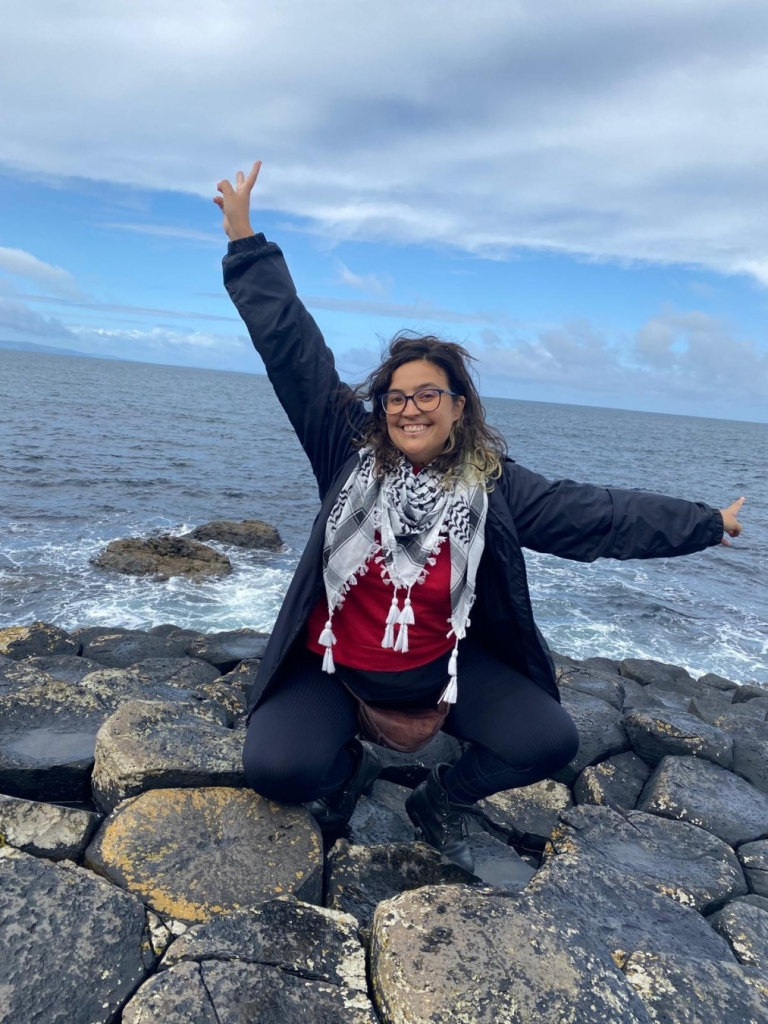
[719,496,745,546]
[213,160,261,241]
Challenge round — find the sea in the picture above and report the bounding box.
[1,348,766,684]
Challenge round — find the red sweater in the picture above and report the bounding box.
[306,537,453,670]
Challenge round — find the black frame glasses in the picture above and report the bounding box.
[379,388,457,414]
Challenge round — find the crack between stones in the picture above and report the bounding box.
[198,965,224,1024]
[177,953,346,988]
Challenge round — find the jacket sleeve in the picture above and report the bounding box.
[223,233,368,498]
[501,461,724,561]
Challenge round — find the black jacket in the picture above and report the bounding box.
[223,234,725,718]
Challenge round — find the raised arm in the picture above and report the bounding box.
[499,461,740,561]
[215,162,368,497]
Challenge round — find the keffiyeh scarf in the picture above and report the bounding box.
[317,447,488,704]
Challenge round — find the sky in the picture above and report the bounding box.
[1,0,768,422]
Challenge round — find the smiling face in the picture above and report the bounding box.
[384,359,466,466]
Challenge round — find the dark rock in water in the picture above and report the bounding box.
[558,667,625,710]
[738,840,768,898]
[697,671,739,694]
[619,657,694,688]
[638,756,768,847]
[622,708,733,768]
[375,731,462,786]
[84,787,323,923]
[574,751,651,810]
[91,700,245,812]
[464,831,537,891]
[733,683,768,704]
[370,885,654,1023]
[0,793,100,861]
[623,951,768,1023]
[0,622,80,660]
[580,655,622,675]
[552,804,747,913]
[478,778,573,848]
[527,842,735,966]
[79,629,205,668]
[347,780,415,846]
[23,654,102,683]
[93,535,232,580]
[186,518,283,551]
[326,840,477,930]
[0,846,154,1024]
[185,628,270,672]
[708,900,768,967]
[552,688,628,784]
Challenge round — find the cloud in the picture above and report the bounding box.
[101,222,223,245]
[0,247,84,299]
[2,2,768,281]
[15,292,240,324]
[335,261,392,296]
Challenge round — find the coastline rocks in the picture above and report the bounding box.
[0,621,81,660]
[370,885,654,1023]
[185,628,271,671]
[348,780,415,846]
[478,778,573,849]
[574,751,651,810]
[738,841,768,897]
[637,756,768,846]
[619,658,695,689]
[91,699,245,811]
[553,688,628,784]
[185,518,283,551]
[84,787,323,923]
[551,804,747,913]
[622,951,768,1023]
[0,793,100,860]
[708,900,768,967]
[326,840,477,931]
[0,846,155,1024]
[93,535,232,580]
[78,629,204,667]
[622,708,733,768]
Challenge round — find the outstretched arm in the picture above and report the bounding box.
[215,162,368,498]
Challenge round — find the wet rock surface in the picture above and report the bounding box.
[623,708,734,768]
[638,755,768,846]
[552,804,747,912]
[623,951,768,1023]
[0,846,154,1024]
[0,621,81,660]
[2,630,767,1022]
[574,750,651,809]
[84,786,324,922]
[91,699,245,811]
[185,517,283,551]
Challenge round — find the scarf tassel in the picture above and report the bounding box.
[381,594,400,649]
[319,617,337,674]
[439,644,460,704]
[394,623,409,652]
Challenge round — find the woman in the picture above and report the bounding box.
[215,162,745,871]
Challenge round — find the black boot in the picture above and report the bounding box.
[405,764,476,872]
[306,741,381,834]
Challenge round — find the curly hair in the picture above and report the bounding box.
[347,332,507,488]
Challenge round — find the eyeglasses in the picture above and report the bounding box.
[379,388,457,414]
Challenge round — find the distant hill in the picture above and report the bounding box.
[0,339,119,359]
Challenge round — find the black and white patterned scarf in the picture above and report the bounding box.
[316,447,488,703]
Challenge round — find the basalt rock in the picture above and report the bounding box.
[0,621,80,660]
[733,683,768,704]
[623,951,768,1023]
[732,736,768,794]
[185,518,283,551]
[622,708,733,768]
[93,535,232,580]
[91,699,245,812]
[463,831,537,891]
[574,751,651,810]
[185,628,270,672]
[553,688,628,785]
[347,780,415,846]
[619,658,695,689]
[78,628,206,668]
[478,778,573,848]
[637,756,768,847]
[0,846,155,1024]
[0,793,100,861]
[697,671,740,695]
[738,841,768,898]
[708,900,768,967]
[375,731,463,787]
[370,885,654,1023]
[557,667,626,711]
[551,804,747,913]
[326,840,477,931]
[23,654,102,683]
[84,787,323,923]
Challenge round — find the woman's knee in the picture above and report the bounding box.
[242,734,323,804]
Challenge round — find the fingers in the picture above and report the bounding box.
[216,178,234,196]
[731,496,746,514]
[245,160,262,189]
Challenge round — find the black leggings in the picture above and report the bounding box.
[242,640,579,806]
